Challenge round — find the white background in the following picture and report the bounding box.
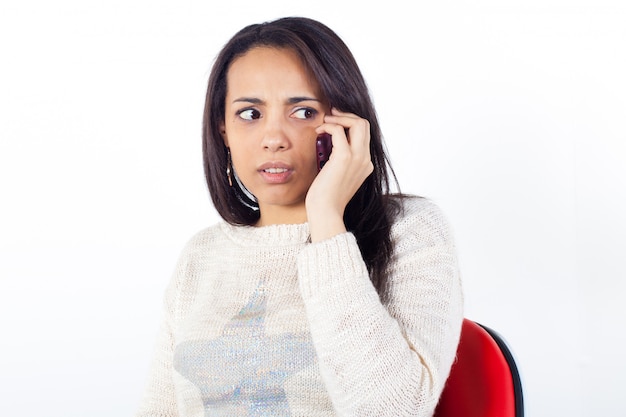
[1,1,624,416]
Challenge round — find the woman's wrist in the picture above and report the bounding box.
[307,211,346,243]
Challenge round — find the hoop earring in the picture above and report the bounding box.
[226,149,233,187]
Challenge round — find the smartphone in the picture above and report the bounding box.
[316,133,332,171]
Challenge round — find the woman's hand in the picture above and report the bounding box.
[305,108,374,242]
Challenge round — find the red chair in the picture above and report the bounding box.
[433,318,524,417]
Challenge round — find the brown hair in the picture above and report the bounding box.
[202,17,401,295]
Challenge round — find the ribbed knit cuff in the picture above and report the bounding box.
[297,232,372,301]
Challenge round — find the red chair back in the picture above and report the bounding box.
[433,318,524,417]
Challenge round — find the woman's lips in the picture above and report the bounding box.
[258,162,293,183]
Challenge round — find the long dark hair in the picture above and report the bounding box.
[202,17,401,296]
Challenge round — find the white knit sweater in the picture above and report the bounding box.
[136,196,463,417]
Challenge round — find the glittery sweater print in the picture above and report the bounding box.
[173,281,316,416]
[136,197,464,417]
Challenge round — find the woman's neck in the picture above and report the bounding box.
[256,203,307,227]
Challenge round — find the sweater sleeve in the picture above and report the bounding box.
[135,286,178,417]
[135,234,200,417]
[297,198,463,417]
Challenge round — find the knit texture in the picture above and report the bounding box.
[136,196,463,417]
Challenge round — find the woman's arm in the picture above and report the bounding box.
[135,283,179,417]
[297,198,463,417]
[135,233,203,417]
[135,299,178,417]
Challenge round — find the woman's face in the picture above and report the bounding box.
[222,46,329,225]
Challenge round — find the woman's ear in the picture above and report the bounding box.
[220,122,228,146]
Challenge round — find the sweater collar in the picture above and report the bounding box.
[219,222,310,247]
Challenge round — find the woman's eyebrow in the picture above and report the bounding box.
[232,97,263,104]
[231,96,321,104]
[287,96,321,104]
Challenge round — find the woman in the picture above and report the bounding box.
[136,17,463,417]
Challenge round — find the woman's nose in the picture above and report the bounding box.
[261,119,291,152]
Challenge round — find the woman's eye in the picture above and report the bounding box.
[292,107,317,120]
[238,109,261,120]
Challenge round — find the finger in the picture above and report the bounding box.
[323,109,364,127]
[315,122,350,155]
[330,108,360,119]
[315,125,371,177]
[322,114,370,157]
